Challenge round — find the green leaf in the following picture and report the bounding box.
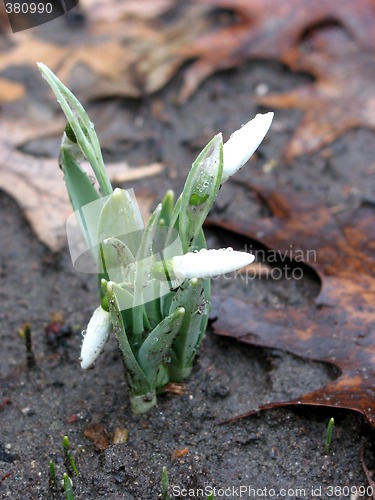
[49,460,57,486]
[160,290,175,320]
[135,203,162,262]
[178,134,223,251]
[60,147,99,209]
[144,279,163,328]
[168,278,203,367]
[62,436,79,476]
[101,236,135,285]
[159,190,175,227]
[63,473,75,500]
[60,146,101,253]
[326,417,335,453]
[107,282,151,395]
[169,194,181,232]
[97,188,144,258]
[161,466,170,500]
[137,307,185,385]
[38,62,112,197]
[132,203,162,336]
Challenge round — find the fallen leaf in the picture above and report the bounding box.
[171,448,189,459]
[0,79,25,103]
[178,0,375,102]
[81,0,174,23]
[0,36,141,98]
[112,427,129,445]
[81,4,212,99]
[66,414,79,424]
[0,3,211,101]
[209,182,375,427]
[163,383,186,395]
[0,37,66,76]
[83,422,109,450]
[0,118,164,251]
[2,0,375,106]
[257,29,375,158]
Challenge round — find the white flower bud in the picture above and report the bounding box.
[80,306,111,369]
[222,112,274,183]
[171,248,255,279]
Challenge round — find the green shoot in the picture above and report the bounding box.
[63,473,75,500]
[48,460,57,488]
[161,466,170,500]
[18,323,35,369]
[62,435,79,476]
[325,417,335,453]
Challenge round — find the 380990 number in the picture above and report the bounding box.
[5,3,53,14]
[326,485,373,497]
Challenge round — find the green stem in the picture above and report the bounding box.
[168,364,193,381]
[130,391,157,414]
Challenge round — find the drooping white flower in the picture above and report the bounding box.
[222,112,274,183]
[171,248,255,279]
[80,306,112,369]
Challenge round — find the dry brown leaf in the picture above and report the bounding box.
[0,36,142,97]
[257,30,375,158]
[209,183,375,427]
[0,78,25,103]
[0,119,163,252]
[178,0,375,102]
[0,3,211,101]
[112,427,129,445]
[2,0,375,106]
[83,422,109,451]
[81,0,174,22]
[74,4,212,99]
[0,36,66,74]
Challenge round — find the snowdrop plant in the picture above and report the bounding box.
[38,62,273,414]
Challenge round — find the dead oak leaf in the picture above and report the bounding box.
[0,36,142,98]
[80,0,174,23]
[83,422,109,451]
[0,36,66,74]
[0,4,211,102]
[0,79,25,103]
[0,119,163,252]
[178,0,375,102]
[257,45,375,158]
[83,3,212,99]
[209,183,375,427]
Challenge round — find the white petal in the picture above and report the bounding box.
[172,248,255,279]
[80,306,111,369]
[222,112,274,182]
